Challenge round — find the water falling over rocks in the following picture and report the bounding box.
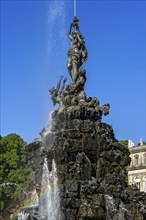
[8,17,146,219]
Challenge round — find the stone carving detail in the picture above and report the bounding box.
[49,17,110,119]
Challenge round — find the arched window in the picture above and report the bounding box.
[134,176,141,190]
[134,155,139,166]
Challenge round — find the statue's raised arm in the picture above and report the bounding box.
[68,23,73,41]
[67,23,73,41]
[67,17,79,41]
[71,16,79,32]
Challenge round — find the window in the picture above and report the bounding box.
[135,182,140,189]
[134,155,139,166]
[134,177,141,190]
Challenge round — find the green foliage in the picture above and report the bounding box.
[0,133,33,211]
[119,140,128,147]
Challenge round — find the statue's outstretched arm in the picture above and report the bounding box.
[59,77,67,95]
[56,75,63,93]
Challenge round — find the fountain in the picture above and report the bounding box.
[25,16,146,220]
[39,158,60,220]
[5,15,146,220]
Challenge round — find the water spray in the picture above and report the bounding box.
[74,0,76,17]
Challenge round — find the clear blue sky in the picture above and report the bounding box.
[1,0,145,145]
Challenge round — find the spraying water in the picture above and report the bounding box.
[105,195,117,219]
[39,158,60,220]
[17,212,29,220]
[39,111,54,147]
[74,0,76,17]
[105,195,130,220]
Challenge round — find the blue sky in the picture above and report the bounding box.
[1,0,145,145]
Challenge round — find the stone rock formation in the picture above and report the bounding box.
[6,17,146,220]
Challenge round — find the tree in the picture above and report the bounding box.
[119,140,128,147]
[0,133,33,211]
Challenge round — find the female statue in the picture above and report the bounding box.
[67,17,87,83]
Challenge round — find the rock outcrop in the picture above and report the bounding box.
[26,104,146,220]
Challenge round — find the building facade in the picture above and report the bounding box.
[128,139,146,192]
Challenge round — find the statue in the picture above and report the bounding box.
[140,138,143,146]
[49,17,110,119]
[128,140,134,148]
[67,17,88,83]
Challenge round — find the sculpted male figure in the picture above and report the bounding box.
[49,75,67,106]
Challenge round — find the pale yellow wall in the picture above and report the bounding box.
[128,143,146,192]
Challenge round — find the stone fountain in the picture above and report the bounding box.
[10,17,146,220]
